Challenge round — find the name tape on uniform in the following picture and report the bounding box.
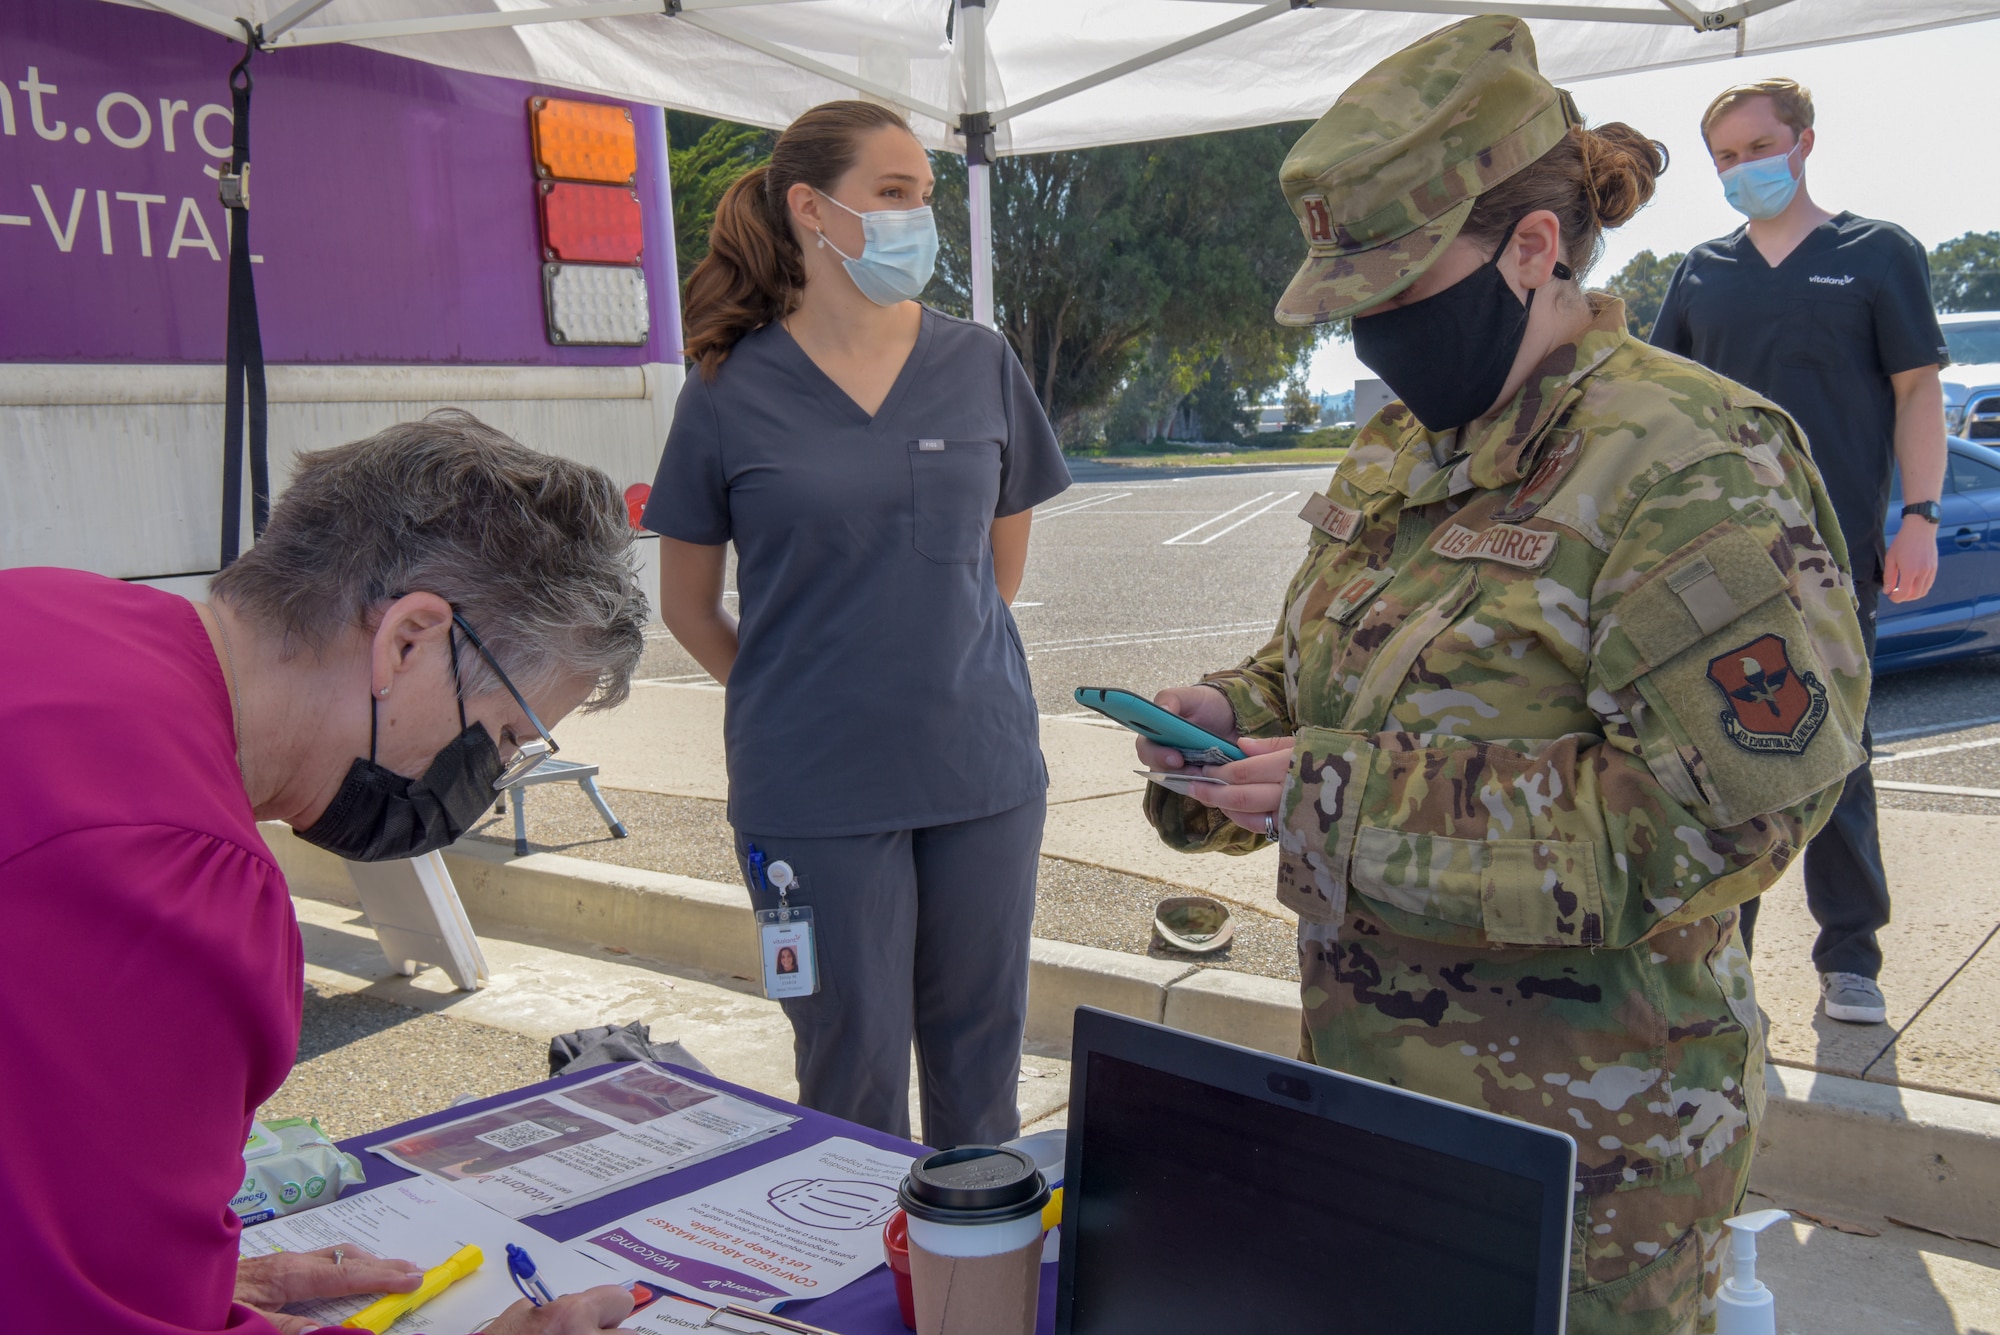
[1299,494,1363,542]
[918,439,946,451]
[1430,521,1557,571]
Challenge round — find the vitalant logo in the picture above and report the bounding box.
[1808,274,1856,286]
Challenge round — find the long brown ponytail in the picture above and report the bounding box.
[683,100,914,379]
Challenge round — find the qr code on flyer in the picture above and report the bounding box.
[474,1120,565,1152]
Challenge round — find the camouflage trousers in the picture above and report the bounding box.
[1299,921,1757,1335]
[1562,1133,1752,1334]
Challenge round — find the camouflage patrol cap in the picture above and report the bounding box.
[1275,14,1579,327]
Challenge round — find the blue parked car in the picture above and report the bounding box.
[1876,437,2000,672]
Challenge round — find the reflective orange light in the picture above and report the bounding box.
[530,97,638,185]
[540,182,644,264]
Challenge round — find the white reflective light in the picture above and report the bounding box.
[543,262,650,347]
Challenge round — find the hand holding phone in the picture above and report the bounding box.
[1073,686,1244,767]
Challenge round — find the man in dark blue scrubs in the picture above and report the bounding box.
[1653,78,1949,1027]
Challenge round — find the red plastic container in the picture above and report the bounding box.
[882,1209,917,1330]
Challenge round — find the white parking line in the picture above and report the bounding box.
[1023,621,1274,657]
[1874,734,2000,764]
[1876,780,2000,800]
[1873,713,2000,742]
[1162,491,1301,545]
[1161,492,1276,545]
[1036,492,1132,519]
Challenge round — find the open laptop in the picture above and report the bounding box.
[1056,1008,1577,1334]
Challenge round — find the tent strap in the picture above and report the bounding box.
[219,22,268,567]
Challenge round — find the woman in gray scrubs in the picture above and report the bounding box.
[645,101,1070,1148]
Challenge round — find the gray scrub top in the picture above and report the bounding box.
[642,307,1071,838]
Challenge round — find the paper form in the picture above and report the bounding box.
[371,1064,797,1219]
[238,1176,617,1333]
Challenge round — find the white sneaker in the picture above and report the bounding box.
[1820,972,1887,1025]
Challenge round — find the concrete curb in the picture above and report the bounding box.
[1755,1063,2000,1244]
[265,826,1998,1241]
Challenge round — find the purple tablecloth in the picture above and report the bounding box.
[337,1065,1059,1334]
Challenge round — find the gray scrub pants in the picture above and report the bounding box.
[733,794,1045,1149]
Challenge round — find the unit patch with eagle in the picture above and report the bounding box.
[1705,633,1830,756]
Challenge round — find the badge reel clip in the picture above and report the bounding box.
[749,846,819,1000]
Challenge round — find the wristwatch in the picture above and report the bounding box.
[1901,500,1943,524]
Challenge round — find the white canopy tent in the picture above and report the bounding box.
[125,0,2000,324]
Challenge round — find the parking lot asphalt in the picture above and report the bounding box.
[632,461,2000,811]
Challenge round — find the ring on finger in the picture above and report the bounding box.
[333,1248,345,1267]
[1263,813,1276,839]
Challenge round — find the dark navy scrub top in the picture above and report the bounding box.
[642,307,1071,838]
[1652,213,1948,584]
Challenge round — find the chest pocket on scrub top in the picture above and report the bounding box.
[908,439,1002,564]
[1778,290,1868,373]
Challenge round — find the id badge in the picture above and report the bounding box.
[757,905,819,999]
[1136,769,1229,797]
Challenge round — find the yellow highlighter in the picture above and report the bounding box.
[343,1243,483,1331]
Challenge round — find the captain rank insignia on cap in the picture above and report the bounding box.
[1299,194,1334,245]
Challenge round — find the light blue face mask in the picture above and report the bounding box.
[815,190,938,306]
[1718,141,1803,221]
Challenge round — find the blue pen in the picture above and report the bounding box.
[746,842,770,895]
[506,1242,555,1307]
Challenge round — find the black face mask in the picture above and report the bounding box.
[295,628,507,863]
[1351,221,1570,434]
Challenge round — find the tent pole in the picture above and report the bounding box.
[969,151,994,329]
[959,0,995,328]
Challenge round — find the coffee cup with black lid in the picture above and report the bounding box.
[897,1145,1049,1335]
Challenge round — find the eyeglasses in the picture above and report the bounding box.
[451,612,561,790]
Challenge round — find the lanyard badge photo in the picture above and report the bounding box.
[749,846,819,999]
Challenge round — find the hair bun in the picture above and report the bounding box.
[1577,122,1667,229]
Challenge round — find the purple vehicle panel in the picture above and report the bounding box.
[0,0,679,367]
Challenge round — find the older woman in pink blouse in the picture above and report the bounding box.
[0,413,646,1335]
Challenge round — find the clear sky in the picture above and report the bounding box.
[1307,17,2000,399]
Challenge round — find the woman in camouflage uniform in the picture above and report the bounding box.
[1139,17,1869,1334]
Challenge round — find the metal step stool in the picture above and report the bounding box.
[494,758,627,857]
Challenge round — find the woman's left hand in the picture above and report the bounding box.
[235,1245,423,1334]
[1184,735,1294,836]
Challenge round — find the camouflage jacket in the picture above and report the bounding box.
[1148,295,1869,1189]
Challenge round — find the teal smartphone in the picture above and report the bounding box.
[1073,687,1246,766]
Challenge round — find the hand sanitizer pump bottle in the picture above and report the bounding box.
[1715,1208,1791,1335]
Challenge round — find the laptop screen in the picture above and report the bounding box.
[1062,1049,1557,1333]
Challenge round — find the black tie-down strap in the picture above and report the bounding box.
[219,24,268,567]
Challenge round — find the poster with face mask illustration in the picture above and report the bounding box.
[582,1137,916,1312]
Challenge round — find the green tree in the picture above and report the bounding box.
[1929,231,2000,313]
[666,112,772,279]
[930,124,1321,442]
[1283,372,1318,430]
[1603,249,1684,339]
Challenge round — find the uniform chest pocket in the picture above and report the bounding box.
[1778,292,1870,372]
[908,439,1001,564]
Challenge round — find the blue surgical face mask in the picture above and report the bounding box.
[1718,140,1803,221]
[815,190,938,306]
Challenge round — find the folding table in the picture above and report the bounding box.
[339,1065,1062,1334]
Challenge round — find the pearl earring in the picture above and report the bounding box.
[378,687,390,698]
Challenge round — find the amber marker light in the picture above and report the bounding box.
[530,97,638,186]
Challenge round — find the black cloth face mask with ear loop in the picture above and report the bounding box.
[294,613,558,863]
[1351,218,1573,434]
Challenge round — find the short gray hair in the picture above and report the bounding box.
[212,410,648,711]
